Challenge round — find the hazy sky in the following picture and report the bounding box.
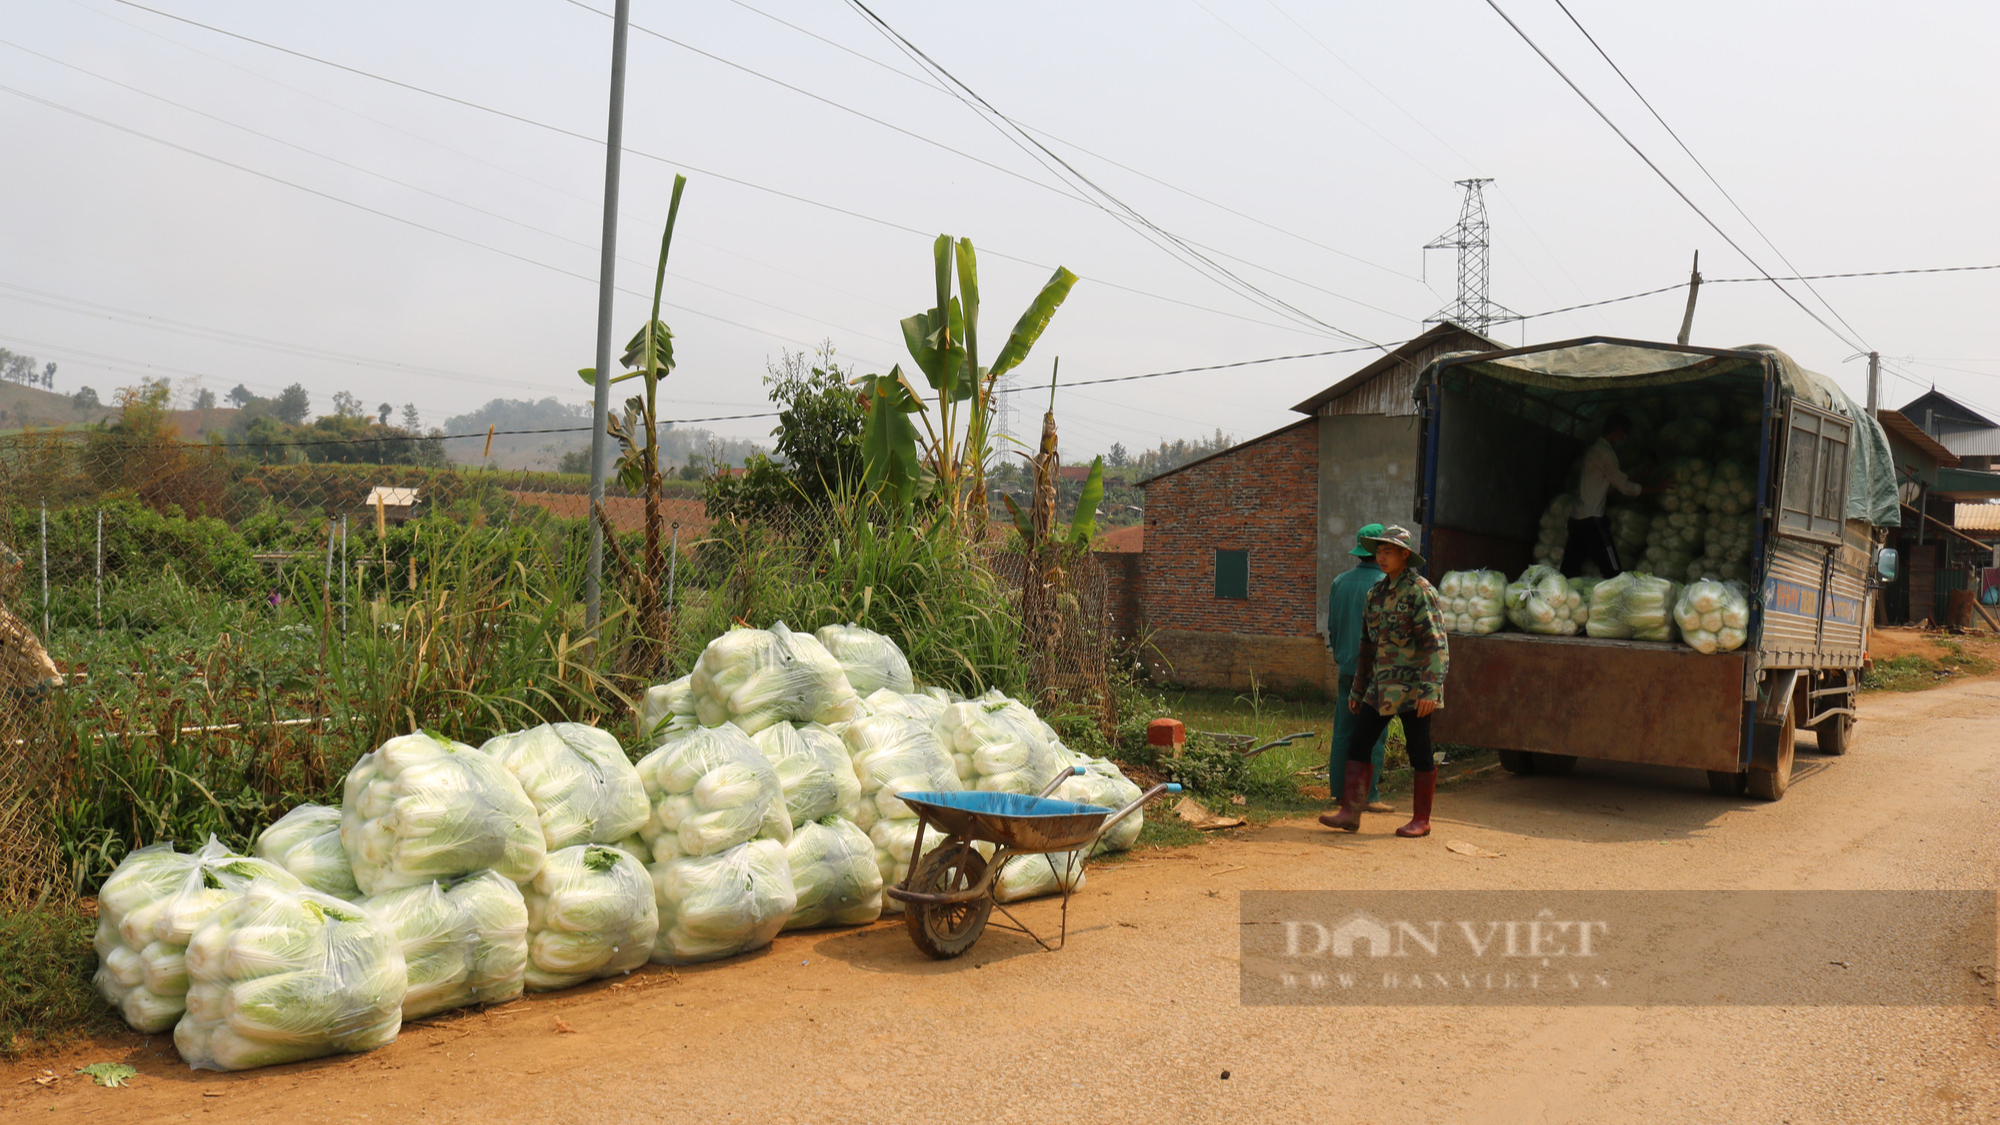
[5,0,1997,458]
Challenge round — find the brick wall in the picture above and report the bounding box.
[1136,418,1335,695]
[1095,550,1142,637]
[1141,417,1321,637]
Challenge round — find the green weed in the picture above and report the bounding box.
[0,903,113,1056]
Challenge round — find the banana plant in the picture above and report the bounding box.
[858,235,1075,518]
[577,173,687,676]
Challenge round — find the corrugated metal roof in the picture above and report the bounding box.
[1289,322,1504,416]
[1955,502,2000,532]
[1878,410,1960,468]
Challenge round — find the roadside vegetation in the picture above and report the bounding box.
[1862,635,1998,691]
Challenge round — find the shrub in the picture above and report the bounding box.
[0,903,112,1055]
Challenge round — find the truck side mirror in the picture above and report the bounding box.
[1876,547,1898,582]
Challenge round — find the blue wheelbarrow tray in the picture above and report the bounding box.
[896,791,1112,854]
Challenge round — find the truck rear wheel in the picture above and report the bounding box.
[1748,707,1796,801]
[1498,750,1537,776]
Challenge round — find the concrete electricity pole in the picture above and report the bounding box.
[586,0,632,631]
[1865,351,1880,416]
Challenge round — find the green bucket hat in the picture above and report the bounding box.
[1359,524,1427,571]
[1350,522,1387,558]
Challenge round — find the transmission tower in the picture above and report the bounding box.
[1423,178,1512,332]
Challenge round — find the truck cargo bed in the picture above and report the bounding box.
[1434,633,1747,771]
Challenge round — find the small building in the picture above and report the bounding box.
[1130,322,1501,695]
[1876,407,2000,624]
[361,486,419,525]
[1899,388,2000,471]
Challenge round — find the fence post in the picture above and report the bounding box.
[340,515,349,636]
[95,508,103,635]
[40,501,49,638]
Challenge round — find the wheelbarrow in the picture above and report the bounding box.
[886,767,1181,959]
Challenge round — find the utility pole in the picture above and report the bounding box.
[1675,251,1701,346]
[585,0,633,631]
[1865,351,1880,416]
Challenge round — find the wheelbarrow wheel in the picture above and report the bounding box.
[904,842,992,960]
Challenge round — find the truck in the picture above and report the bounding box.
[1412,337,1901,800]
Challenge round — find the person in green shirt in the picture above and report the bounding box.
[1323,523,1393,814]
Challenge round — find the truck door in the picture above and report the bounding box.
[1761,400,1853,664]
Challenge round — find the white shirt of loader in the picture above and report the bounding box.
[1576,437,1641,518]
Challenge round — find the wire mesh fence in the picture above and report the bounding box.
[0,431,1116,904]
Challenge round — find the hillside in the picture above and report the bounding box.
[0,382,112,431]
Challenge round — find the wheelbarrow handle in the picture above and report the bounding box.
[1036,764,1088,799]
[1091,782,1181,844]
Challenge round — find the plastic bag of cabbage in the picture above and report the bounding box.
[1621,573,1682,641]
[937,693,1065,794]
[1532,493,1579,566]
[255,804,361,900]
[866,818,958,915]
[689,622,862,734]
[637,675,698,744]
[633,725,792,864]
[989,848,1086,903]
[363,870,527,1019]
[94,840,304,1033]
[523,844,657,991]
[481,723,649,852]
[1438,570,1507,635]
[341,732,545,896]
[1675,579,1751,653]
[752,721,863,826]
[814,623,915,696]
[859,686,947,725]
[176,879,406,1071]
[782,817,883,929]
[842,714,961,830]
[1505,565,1582,636]
[1056,763,1143,855]
[649,838,796,962]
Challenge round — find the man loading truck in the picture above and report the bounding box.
[1561,411,1642,578]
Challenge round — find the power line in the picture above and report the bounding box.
[841,0,1388,349]
[717,0,1426,287]
[1545,0,1873,354]
[1479,0,1870,355]
[102,0,1335,341]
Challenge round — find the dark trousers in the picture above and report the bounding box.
[1561,515,1621,578]
[1346,706,1434,773]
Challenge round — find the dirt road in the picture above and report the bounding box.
[12,678,1997,1124]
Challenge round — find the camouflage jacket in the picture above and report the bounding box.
[1349,567,1449,716]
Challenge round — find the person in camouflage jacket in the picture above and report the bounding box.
[1319,525,1448,838]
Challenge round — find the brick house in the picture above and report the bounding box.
[1129,322,1500,695]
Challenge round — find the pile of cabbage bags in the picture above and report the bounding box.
[633,725,791,863]
[866,819,955,914]
[523,844,656,991]
[177,879,406,1071]
[93,840,304,1033]
[751,721,863,827]
[483,723,650,852]
[937,693,1065,794]
[1505,565,1584,636]
[1676,579,1751,653]
[340,732,545,895]
[782,817,884,929]
[1439,569,1507,635]
[842,714,961,831]
[1640,511,1705,582]
[649,838,796,962]
[815,623,915,696]
[989,848,1086,903]
[362,870,527,1019]
[689,622,862,733]
[858,686,948,725]
[1532,493,1579,567]
[254,804,361,900]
